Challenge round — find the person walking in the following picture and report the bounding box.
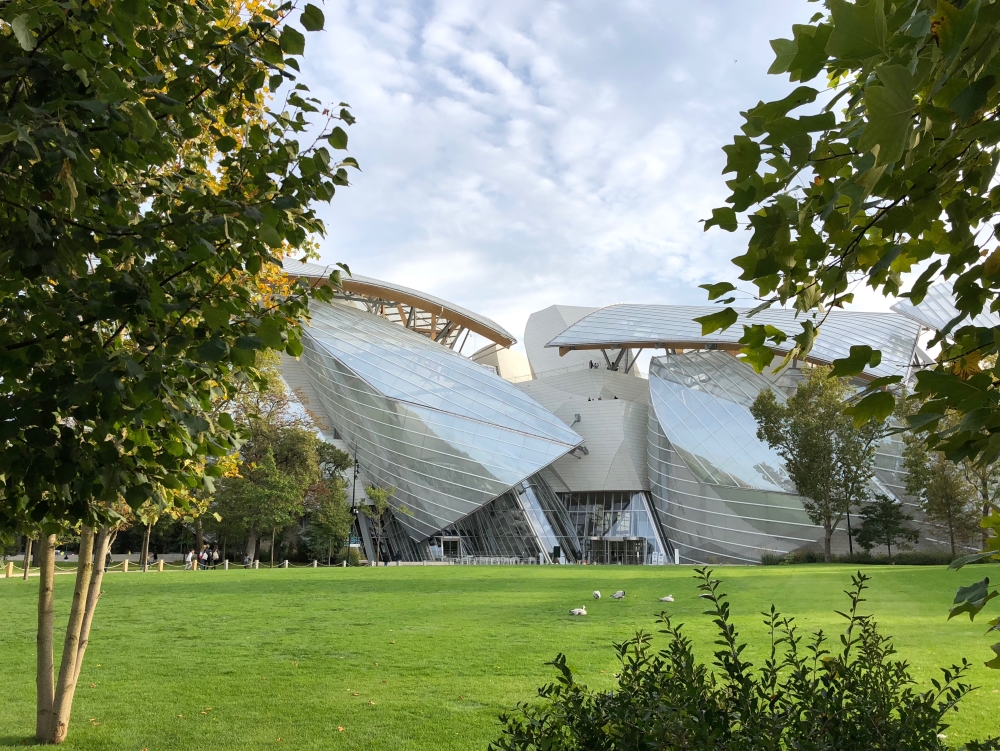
[184,548,194,570]
[211,547,220,570]
[243,553,250,569]
[198,546,209,570]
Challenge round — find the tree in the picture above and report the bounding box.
[752,367,884,561]
[853,493,920,561]
[360,485,412,565]
[301,442,353,565]
[0,0,355,742]
[699,0,1000,666]
[904,436,979,558]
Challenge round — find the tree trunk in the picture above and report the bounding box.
[985,501,991,552]
[73,529,112,681]
[222,534,226,563]
[23,536,32,580]
[244,526,257,562]
[270,528,275,568]
[823,521,832,563]
[140,523,151,573]
[195,519,204,560]
[40,526,97,744]
[947,506,956,559]
[36,534,56,740]
[846,510,854,555]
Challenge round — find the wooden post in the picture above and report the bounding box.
[281,560,288,569]
[312,560,318,568]
[121,559,129,573]
[157,560,164,573]
[253,560,259,570]
[192,558,198,571]
[223,559,229,570]
[5,561,13,578]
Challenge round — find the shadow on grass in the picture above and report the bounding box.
[0,735,37,746]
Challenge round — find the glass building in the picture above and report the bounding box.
[281,260,968,564]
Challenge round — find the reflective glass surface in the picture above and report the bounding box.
[299,302,581,541]
[547,305,921,379]
[561,491,669,564]
[890,279,1000,332]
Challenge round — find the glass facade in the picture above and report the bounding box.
[299,301,582,542]
[547,304,921,380]
[561,491,669,564]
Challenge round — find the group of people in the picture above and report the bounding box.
[184,545,220,570]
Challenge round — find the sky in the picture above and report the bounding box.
[296,1,895,353]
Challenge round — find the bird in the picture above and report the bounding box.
[611,590,625,600]
[569,606,587,616]
[659,595,674,602]
[593,590,601,599]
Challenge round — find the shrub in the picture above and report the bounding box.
[491,569,997,751]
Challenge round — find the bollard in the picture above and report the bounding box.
[253,560,259,569]
[157,559,164,572]
[192,558,198,571]
[282,559,289,569]
[312,560,318,568]
[223,559,229,570]
[122,559,129,573]
[674,548,680,566]
[5,561,13,578]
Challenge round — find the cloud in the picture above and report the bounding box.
[298,1,858,351]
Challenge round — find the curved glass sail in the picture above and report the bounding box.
[298,302,582,540]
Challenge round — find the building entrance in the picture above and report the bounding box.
[585,537,647,565]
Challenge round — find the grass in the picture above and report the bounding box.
[0,564,997,750]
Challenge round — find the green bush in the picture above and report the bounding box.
[335,547,362,567]
[491,569,997,751]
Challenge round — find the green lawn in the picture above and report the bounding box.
[1,564,997,750]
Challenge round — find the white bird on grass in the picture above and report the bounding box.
[659,595,674,602]
[611,590,626,600]
[569,606,587,616]
[593,590,601,599]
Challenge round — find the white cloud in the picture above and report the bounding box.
[298,0,890,350]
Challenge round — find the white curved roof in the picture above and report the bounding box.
[890,280,1000,332]
[546,304,922,380]
[282,259,516,347]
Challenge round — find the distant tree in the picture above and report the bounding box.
[853,494,920,562]
[302,443,353,565]
[903,437,979,558]
[361,485,412,565]
[752,367,884,561]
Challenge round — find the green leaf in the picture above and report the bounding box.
[950,75,996,125]
[788,23,833,81]
[826,0,886,60]
[203,305,230,330]
[285,337,304,358]
[197,339,229,363]
[259,225,283,248]
[857,65,914,166]
[933,0,980,65]
[830,344,881,377]
[949,550,1000,570]
[216,135,238,153]
[700,282,737,301]
[328,126,349,150]
[217,412,235,431]
[849,390,894,426]
[257,317,285,350]
[301,3,325,31]
[721,136,761,181]
[949,577,998,621]
[280,26,305,55]
[705,207,738,232]
[11,15,36,51]
[768,38,797,75]
[694,308,738,335]
[984,643,1000,670]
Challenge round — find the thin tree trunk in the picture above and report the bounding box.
[244,526,257,561]
[73,529,112,681]
[23,537,32,580]
[140,523,151,573]
[823,522,832,563]
[948,506,956,559]
[984,500,991,551]
[35,534,57,740]
[44,527,96,744]
[195,519,204,561]
[222,534,226,563]
[270,528,275,568]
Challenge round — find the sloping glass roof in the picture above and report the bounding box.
[546,304,921,379]
[298,302,582,540]
[283,259,516,346]
[890,279,1000,332]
